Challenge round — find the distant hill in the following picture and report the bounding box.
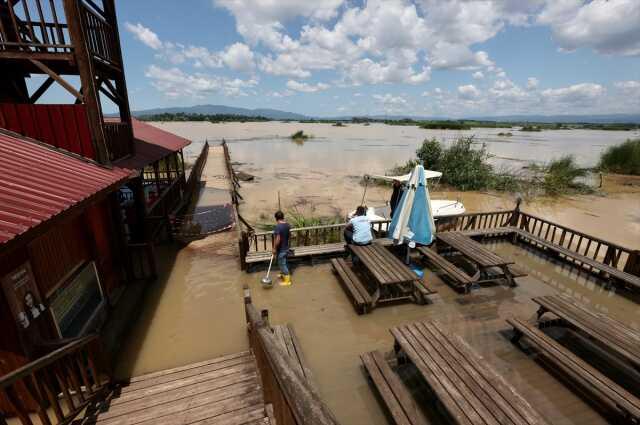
[132,105,640,124]
[467,114,640,124]
[132,104,308,120]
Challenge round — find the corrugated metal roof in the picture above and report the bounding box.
[0,130,133,246]
[114,119,191,170]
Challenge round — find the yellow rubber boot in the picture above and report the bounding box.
[279,274,292,286]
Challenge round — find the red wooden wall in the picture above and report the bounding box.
[0,103,95,160]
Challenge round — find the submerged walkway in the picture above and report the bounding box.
[90,351,272,425]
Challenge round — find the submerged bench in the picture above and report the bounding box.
[245,242,346,269]
[512,228,640,291]
[533,293,640,370]
[508,316,640,423]
[331,258,373,314]
[272,323,318,391]
[417,246,476,293]
[361,350,429,425]
[392,320,550,425]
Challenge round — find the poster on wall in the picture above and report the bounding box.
[1,262,46,330]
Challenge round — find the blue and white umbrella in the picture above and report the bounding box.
[388,164,436,246]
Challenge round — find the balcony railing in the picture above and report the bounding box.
[0,0,121,67]
[0,0,72,55]
[103,120,132,161]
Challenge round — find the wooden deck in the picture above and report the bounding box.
[87,351,273,425]
[245,242,345,269]
[390,320,550,425]
[532,293,640,369]
[272,323,319,391]
[508,317,640,423]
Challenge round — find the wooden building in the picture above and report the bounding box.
[0,0,192,387]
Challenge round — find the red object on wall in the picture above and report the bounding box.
[0,103,95,159]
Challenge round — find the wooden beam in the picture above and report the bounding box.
[29,76,54,103]
[28,59,84,102]
[98,84,120,107]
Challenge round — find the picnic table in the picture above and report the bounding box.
[391,320,550,425]
[437,231,517,286]
[348,244,434,306]
[532,293,640,370]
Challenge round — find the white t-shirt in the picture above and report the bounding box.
[350,215,373,244]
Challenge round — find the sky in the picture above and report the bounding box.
[108,0,640,117]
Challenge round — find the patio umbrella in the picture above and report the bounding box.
[388,164,436,246]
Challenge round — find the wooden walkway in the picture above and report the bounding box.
[87,351,273,425]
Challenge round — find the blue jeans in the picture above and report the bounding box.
[277,251,289,275]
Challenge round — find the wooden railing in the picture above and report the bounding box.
[78,1,119,66]
[0,334,110,424]
[102,121,132,161]
[515,211,638,274]
[0,0,72,55]
[184,141,208,201]
[243,286,339,425]
[434,210,516,232]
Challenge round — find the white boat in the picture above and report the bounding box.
[350,171,465,230]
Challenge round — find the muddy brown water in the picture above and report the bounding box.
[115,122,640,425]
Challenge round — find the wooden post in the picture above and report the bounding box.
[239,231,249,270]
[62,0,109,164]
[509,197,521,226]
[623,250,640,277]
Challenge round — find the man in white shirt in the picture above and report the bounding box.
[344,206,373,246]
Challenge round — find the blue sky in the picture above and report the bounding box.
[111,0,640,117]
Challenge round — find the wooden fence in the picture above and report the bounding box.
[239,207,639,278]
[515,211,638,274]
[0,334,110,424]
[243,286,339,425]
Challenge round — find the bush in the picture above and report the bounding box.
[388,159,419,176]
[439,137,494,190]
[598,139,640,175]
[539,156,588,195]
[416,138,442,169]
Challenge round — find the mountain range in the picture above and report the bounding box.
[132,104,640,124]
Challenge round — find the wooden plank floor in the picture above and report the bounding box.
[87,351,272,425]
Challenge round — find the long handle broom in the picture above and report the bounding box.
[261,254,274,287]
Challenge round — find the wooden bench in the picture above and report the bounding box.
[392,320,549,425]
[417,246,476,293]
[508,316,640,423]
[512,228,640,291]
[437,231,517,286]
[532,293,640,370]
[361,350,429,425]
[272,323,319,392]
[331,258,373,314]
[246,242,346,268]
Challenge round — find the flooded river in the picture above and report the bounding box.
[115,122,639,425]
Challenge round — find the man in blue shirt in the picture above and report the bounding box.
[272,211,292,286]
[344,206,373,246]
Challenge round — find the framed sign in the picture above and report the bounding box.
[1,262,46,331]
[49,262,104,338]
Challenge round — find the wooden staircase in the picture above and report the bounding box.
[82,351,273,425]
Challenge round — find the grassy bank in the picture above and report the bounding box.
[598,139,640,175]
[390,137,592,196]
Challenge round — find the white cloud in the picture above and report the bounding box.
[286,80,330,93]
[220,42,255,71]
[538,0,640,56]
[145,65,257,98]
[125,22,163,50]
[526,77,539,89]
[541,83,605,105]
[457,84,480,99]
[614,80,640,90]
[472,71,484,80]
[372,93,408,113]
